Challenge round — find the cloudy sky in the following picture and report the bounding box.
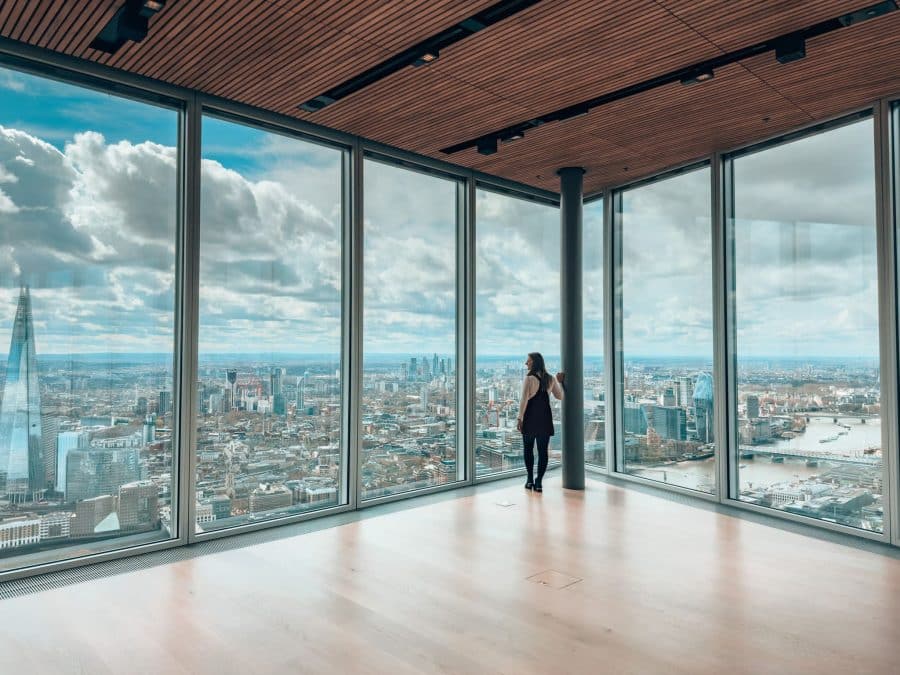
[0,65,882,361]
[619,118,878,360]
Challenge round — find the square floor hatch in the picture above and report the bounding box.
[526,569,583,589]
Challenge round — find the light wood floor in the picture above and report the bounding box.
[2,476,900,674]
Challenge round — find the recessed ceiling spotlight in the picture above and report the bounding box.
[413,50,440,67]
[680,68,715,85]
[299,95,336,113]
[500,131,525,142]
[838,1,898,26]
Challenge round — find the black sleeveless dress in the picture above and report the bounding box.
[522,375,554,437]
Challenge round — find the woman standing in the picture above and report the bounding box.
[516,352,565,492]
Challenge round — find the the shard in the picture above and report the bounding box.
[0,287,45,499]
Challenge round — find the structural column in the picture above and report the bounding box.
[558,167,585,490]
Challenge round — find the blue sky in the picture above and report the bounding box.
[0,64,883,361]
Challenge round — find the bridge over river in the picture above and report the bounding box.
[740,446,881,466]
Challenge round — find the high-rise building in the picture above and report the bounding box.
[651,406,687,441]
[118,480,159,531]
[65,448,142,503]
[142,415,156,444]
[693,372,714,443]
[41,412,59,490]
[56,430,91,494]
[226,369,238,409]
[623,402,648,435]
[410,357,417,380]
[135,396,148,416]
[296,375,305,410]
[746,394,760,419]
[662,387,676,407]
[432,353,439,377]
[158,390,172,415]
[0,287,45,499]
[270,367,284,396]
[677,376,694,407]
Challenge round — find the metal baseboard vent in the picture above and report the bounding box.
[3,471,896,599]
[0,476,514,600]
[589,471,900,559]
[0,511,352,600]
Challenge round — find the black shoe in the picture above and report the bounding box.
[533,483,543,493]
[525,480,534,490]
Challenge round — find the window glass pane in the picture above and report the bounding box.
[584,200,605,469]
[0,67,178,571]
[618,168,716,493]
[731,118,881,532]
[476,190,560,478]
[362,160,459,499]
[197,117,343,531]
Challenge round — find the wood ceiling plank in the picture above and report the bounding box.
[658,0,861,50]
[23,0,68,46]
[2,0,900,194]
[59,2,118,55]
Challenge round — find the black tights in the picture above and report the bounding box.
[523,435,550,485]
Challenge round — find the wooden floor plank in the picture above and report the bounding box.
[1,477,899,674]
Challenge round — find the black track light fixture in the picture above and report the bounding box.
[90,0,167,54]
[298,0,541,113]
[775,35,806,64]
[476,137,499,155]
[442,1,899,156]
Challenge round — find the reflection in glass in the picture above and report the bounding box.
[584,200,605,468]
[361,160,459,499]
[618,167,716,493]
[475,190,561,477]
[731,118,882,532]
[196,116,343,531]
[0,67,178,571]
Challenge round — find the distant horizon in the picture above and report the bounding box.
[8,351,881,363]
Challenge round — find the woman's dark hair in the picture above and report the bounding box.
[528,352,552,391]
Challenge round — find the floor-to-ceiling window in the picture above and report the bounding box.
[475,188,560,478]
[361,159,460,499]
[615,167,716,493]
[196,115,344,531]
[584,199,605,469]
[728,116,882,532]
[0,66,179,570]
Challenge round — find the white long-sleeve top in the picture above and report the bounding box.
[517,374,564,422]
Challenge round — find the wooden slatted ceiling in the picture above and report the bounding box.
[657,0,862,51]
[2,0,900,195]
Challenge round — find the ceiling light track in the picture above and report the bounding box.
[442,0,898,155]
[299,0,542,112]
